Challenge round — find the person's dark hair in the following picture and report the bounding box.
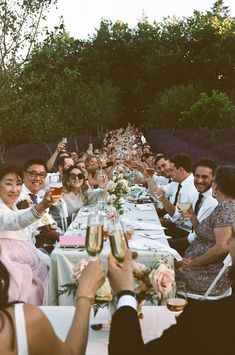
[0,260,10,308]
[141,153,154,162]
[214,166,235,198]
[0,165,23,182]
[193,158,217,175]
[154,154,170,165]
[63,166,89,203]
[23,158,47,173]
[170,153,192,173]
[0,260,17,350]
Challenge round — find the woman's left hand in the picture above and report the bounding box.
[182,257,194,268]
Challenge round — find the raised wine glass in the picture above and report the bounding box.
[85,212,104,259]
[107,219,129,263]
[177,192,191,222]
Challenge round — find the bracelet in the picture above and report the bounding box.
[116,290,136,301]
[31,205,43,219]
[76,295,94,303]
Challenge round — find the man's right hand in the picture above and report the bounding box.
[107,250,134,295]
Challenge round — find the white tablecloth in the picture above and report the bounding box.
[48,203,179,305]
[40,305,178,355]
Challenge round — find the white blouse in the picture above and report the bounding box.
[0,199,38,240]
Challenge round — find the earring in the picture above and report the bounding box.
[212,191,217,198]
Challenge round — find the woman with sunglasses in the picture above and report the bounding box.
[0,164,62,306]
[62,166,106,223]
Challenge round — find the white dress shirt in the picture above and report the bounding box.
[187,187,218,243]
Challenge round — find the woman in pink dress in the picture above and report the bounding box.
[0,164,62,305]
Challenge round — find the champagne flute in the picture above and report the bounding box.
[85,212,104,259]
[108,219,129,262]
[166,281,188,312]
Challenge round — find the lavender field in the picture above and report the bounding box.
[147,127,235,166]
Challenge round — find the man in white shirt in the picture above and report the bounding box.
[158,153,197,237]
[18,158,59,252]
[168,157,218,255]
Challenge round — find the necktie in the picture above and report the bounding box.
[173,184,182,206]
[194,193,204,216]
[29,193,38,204]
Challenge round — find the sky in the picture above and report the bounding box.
[47,0,235,40]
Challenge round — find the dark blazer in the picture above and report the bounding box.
[109,296,235,355]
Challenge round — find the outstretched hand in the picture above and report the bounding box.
[107,250,134,295]
[76,259,105,299]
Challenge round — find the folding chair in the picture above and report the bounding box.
[186,254,232,301]
[59,199,68,233]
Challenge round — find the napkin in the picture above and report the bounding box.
[129,239,182,261]
[132,221,165,231]
[59,235,85,248]
[136,204,154,211]
[137,232,171,240]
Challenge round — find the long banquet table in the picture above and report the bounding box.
[48,202,180,306]
[40,305,178,355]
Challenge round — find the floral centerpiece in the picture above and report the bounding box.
[133,255,175,317]
[58,259,113,316]
[58,254,174,318]
[106,166,131,215]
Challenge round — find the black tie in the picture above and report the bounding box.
[29,193,38,204]
[194,193,204,216]
[173,184,182,206]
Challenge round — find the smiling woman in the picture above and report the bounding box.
[0,164,62,305]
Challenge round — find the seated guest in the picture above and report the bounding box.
[176,165,235,295]
[158,153,197,237]
[108,221,235,355]
[0,257,105,355]
[51,166,105,225]
[0,164,62,305]
[18,158,60,252]
[154,154,172,183]
[169,158,218,255]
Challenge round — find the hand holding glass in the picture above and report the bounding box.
[108,220,129,262]
[49,175,63,195]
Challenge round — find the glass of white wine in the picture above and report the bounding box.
[166,281,188,312]
[177,192,191,220]
[85,212,104,259]
[108,219,129,263]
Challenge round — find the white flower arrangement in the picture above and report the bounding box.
[106,172,131,214]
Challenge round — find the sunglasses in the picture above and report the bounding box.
[27,171,47,178]
[69,173,84,180]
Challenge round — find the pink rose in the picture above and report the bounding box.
[72,259,89,281]
[133,262,147,275]
[149,264,174,297]
[107,208,118,220]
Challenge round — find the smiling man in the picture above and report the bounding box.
[18,158,59,253]
[169,157,218,255]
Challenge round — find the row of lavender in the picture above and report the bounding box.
[147,128,235,165]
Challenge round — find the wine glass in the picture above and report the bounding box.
[177,192,191,221]
[49,175,63,195]
[85,212,104,259]
[107,219,129,262]
[166,281,188,312]
[96,170,107,189]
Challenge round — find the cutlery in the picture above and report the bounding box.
[137,218,155,221]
